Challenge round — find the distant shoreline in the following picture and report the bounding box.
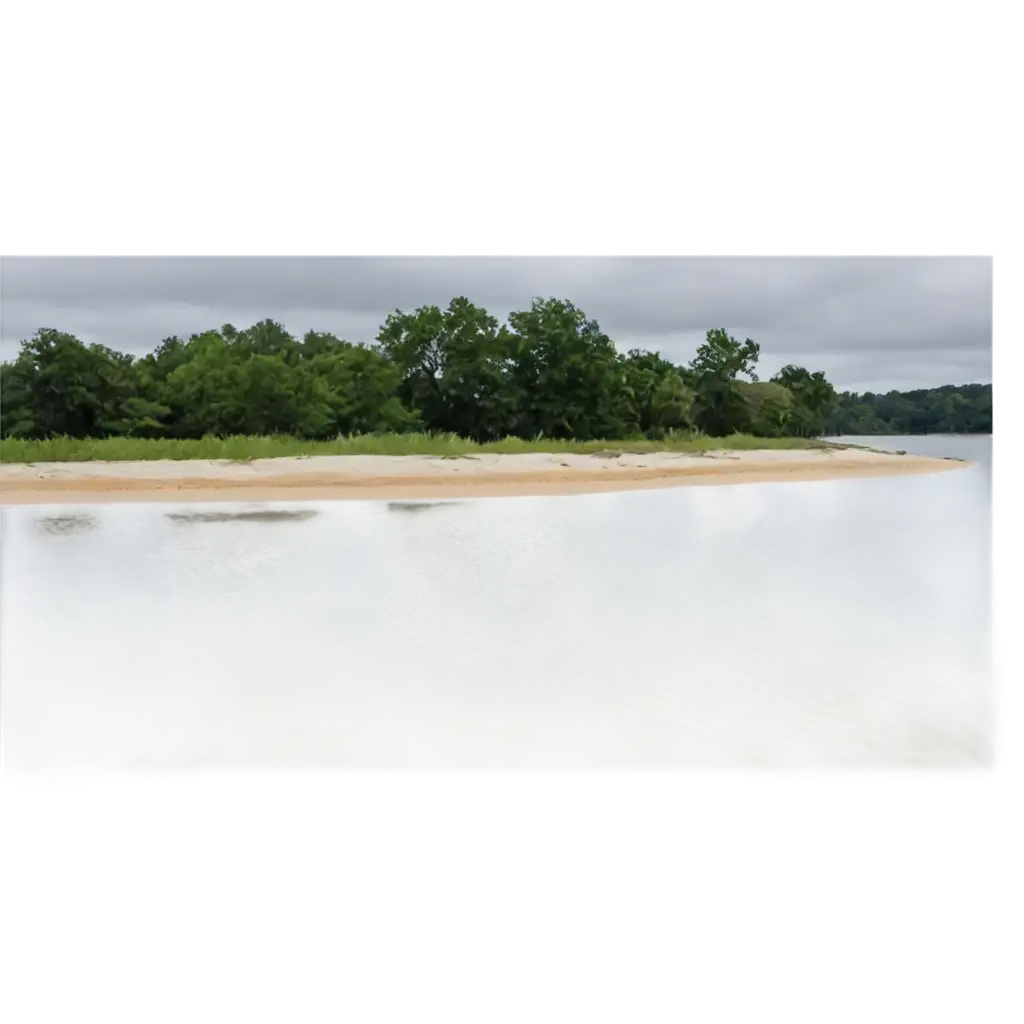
[0,449,970,505]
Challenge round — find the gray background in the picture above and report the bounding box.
[0,9,1019,1024]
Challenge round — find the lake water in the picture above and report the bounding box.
[0,436,992,772]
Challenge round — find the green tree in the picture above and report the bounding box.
[237,355,334,436]
[506,298,628,440]
[688,328,761,435]
[310,344,421,436]
[0,330,144,438]
[159,332,251,437]
[733,380,794,436]
[300,331,351,361]
[770,365,838,437]
[161,328,375,438]
[823,382,991,435]
[824,392,890,435]
[649,371,695,436]
[376,297,517,440]
[618,350,696,437]
[0,354,37,437]
[137,336,191,383]
[232,320,302,365]
[1,310,989,444]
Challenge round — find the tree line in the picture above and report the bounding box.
[0,296,990,442]
[824,383,992,435]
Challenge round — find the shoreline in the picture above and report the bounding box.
[0,449,971,505]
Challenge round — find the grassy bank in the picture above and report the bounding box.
[0,433,838,464]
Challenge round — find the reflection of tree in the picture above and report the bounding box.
[376,499,487,651]
[161,499,325,589]
[4,512,112,720]
[166,509,317,523]
[376,495,589,647]
[29,509,104,540]
[15,507,109,581]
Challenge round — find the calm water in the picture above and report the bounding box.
[0,436,991,771]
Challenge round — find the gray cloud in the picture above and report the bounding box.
[0,256,991,392]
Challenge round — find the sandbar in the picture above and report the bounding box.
[0,448,971,506]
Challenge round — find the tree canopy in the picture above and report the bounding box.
[824,383,992,435]
[0,301,992,442]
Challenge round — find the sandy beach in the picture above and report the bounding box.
[0,447,970,505]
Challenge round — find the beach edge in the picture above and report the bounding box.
[0,450,971,505]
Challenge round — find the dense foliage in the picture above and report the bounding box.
[0,297,991,442]
[824,383,992,435]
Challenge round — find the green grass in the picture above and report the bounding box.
[0,432,836,464]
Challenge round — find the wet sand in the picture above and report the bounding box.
[0,448,969,505]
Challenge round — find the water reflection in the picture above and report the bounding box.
[376,497,487,643]
[159,499,329,589]
[33,513,98,535]
[376,493,589,638]
[0,437,992,772]
[14,507,110,581]
[166,509,319,524]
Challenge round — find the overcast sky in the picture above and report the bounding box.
[0,256,991,393]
